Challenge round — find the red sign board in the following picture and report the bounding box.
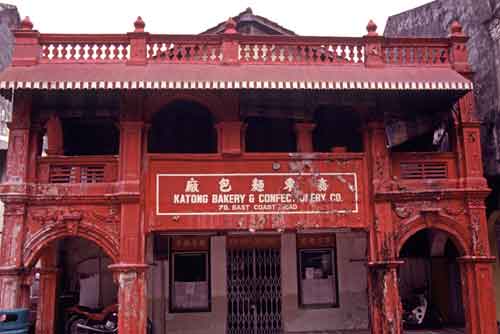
[156,173,358,216]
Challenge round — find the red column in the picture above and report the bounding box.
[364,119,403,334]
[459,257,498,334]
[294,122,315,153]
[110,265,148,334]
[35,245,58,334]
[216,121,244,155]
[45,114,63,156]
[368,262,404,334]
[112,93,147,334]
[0,93,32,309]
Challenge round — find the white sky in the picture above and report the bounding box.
[5,0,432,36]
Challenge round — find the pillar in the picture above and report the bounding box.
[294,122,315,153]
[368,262,403,334]
[364,118,403,334]
[459,257,498,334]
[0,92,32,309]
[45,114,63,156]
[112,92,147,334]
[35,244,58,334]
[217,122,244,155]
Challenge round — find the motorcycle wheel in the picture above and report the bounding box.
[66,315,88,334]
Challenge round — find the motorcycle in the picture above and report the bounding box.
[65,304,118,334]
[402,289,443,329]
[402,292,428,327]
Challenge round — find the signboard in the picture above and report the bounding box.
[156,173,358,216]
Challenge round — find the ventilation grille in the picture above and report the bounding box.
[49,165,106,183]
[399,161,448,180]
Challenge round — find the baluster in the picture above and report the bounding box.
[250,44,258,63]
[202,44,209,63]
[261,44,269,63]
[432,48,439,64]
[239,44,245,62]
[192,44,200,62]
[177,45,185,62]
[422,47,428,64]
[104,44,111,60]
[60,44,68,60]
[313,45,320,64]
[395,47,401,64]
[54,44,61,59]
[69,44,77,60]
[281,45,289,63]
[177,45,183,62]
[347,45,354,63]
[79,44,86,61]
[339,45,346,63]
[305,45,313,63]
[441,47,449,64]
[112,44,119,61]
[185,46,192,62]
[295,45,305,64]
[88,44,95,61]
[330,45,337,63]
[297,45,304,64]
[356,45,363,63]
[42,45,50,60]
[123,44,129,60]
[97,44,104,60]
[408,47,414,64]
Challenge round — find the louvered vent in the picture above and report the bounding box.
[49,165,106,183]
[399,161,448,180]
[49,165,76,183]
[81,166,105,183]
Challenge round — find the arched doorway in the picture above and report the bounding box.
[399,229,465,332]
[29,237,118,334]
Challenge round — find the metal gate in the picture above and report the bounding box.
[227,240,282,334]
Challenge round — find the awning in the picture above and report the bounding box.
[0,63,472,91]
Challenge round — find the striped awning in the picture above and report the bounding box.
[0,63,473,91]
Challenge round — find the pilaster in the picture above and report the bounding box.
[458,257,498,334]
[109,264,148,334]
[35,245,58,334]
[368,261,404,334]
[216,121,244,156]
[294,122,315,153]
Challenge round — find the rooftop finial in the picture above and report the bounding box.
[134,16,146,32]
[224,17,237,34]
[20,16,33,30]
[245,7,253,14]
[366,20,378,36]
[450,20,465,36]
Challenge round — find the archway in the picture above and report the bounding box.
[28,237,118,334]
[399,229,465,332]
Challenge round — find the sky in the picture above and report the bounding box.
[4,0,433,36]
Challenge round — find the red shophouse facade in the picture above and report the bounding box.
[0,13,497,334]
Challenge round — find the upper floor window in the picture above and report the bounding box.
[313,107,363,153]
[245,117,297,152]
[148,100,217,154]
[62,118,119,156]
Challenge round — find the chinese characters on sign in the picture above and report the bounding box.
[156,173,358,216]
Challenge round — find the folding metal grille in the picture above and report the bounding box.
[227,248,282,334]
